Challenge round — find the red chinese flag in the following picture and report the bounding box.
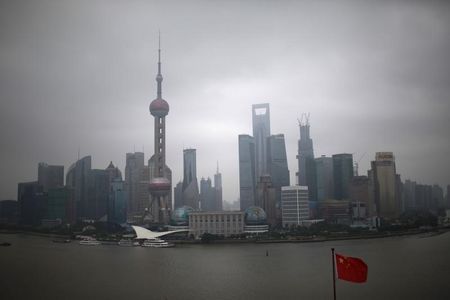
[335,253,368,283]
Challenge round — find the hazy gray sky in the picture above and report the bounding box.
[1,0,449,202]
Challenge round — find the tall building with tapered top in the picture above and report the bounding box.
[148,36,172,224]
[214,163,223,211]
[297,114,317,201]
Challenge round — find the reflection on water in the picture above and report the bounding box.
[1,232,450,300]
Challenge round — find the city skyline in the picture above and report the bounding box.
[1,1,450,203]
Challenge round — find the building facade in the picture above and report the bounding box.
[66,155,91,221]
[252,103,271,179]
[255,175,277,226]
[281,186,309,227]
[297,115,316,202]
[239,134,256,210]
[189,211,245,238]
[332,153,354,200]
[371,152,399,219]
[125,152,145,220]
[182,148,200,209]
[315,155,334,202]
[38,162,64,192]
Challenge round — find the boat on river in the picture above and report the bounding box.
[79,239,101,246]
[141,238,174,248]
[118,239,140,247]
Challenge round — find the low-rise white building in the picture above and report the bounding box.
[281,186,309,227]
[189,211,244,238]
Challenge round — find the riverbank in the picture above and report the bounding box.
[2,226,449,245]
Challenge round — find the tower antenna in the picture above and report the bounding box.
[156,30,163,99]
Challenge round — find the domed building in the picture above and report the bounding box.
[170,206,194,226]
[168,206,194,231]
[244,206,269,234]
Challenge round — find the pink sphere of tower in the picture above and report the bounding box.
[149,98,169,117]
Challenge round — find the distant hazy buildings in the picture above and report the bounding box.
[173,181,183,209]
[189,211,244,238]
[38,162,64,192]
[349,176,371,218]
[0,200,18,225]
[200,177,213,210]
[332,153,354,200]
[46,187,75,224]
[182,148,200,209]
[239,134,256,210]
[105,161,126,223]
[371,152,400,219]
[267,134,290,196]
[109,178,127,224]
[66,156,91,221]
[214,165,223,211]
[252,103,271,179]
[200,165,223,212]
[297,115,317,202]
[124,152,146,220]
[281,186,309,227]
[315,155,334,202]
[256,175,277,226]
[319,199,351,224]
[17,181,45,226]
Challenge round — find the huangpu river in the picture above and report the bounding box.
[1,232,450,300]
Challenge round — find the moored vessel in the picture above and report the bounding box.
[141,238,174,248]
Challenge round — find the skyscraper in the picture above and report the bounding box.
[239,134,256,210]
[266,134,290,222]
[214,163,223,211]
[66,155,91,221]
[297,114,317,201]
[256,175,277,226]
[332,153,354,200]
[266,134,290,190]
[17,181,45,226]
[200,177,213,211]
[86,169,109,221]
[173,181,183,209]
[252,103,270,179]
[371,152,399,219]
[148,36,172,224]
[182,148,199,209]
[315,155,334,202]
[124,152,145,220]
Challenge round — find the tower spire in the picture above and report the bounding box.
[156,31,163,99]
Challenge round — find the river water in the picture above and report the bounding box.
[1,232,450,299]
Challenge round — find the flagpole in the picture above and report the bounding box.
[332,248,336,300]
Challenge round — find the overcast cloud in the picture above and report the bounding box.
[1,0,449,202]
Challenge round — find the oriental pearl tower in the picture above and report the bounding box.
[148,35,171,224]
